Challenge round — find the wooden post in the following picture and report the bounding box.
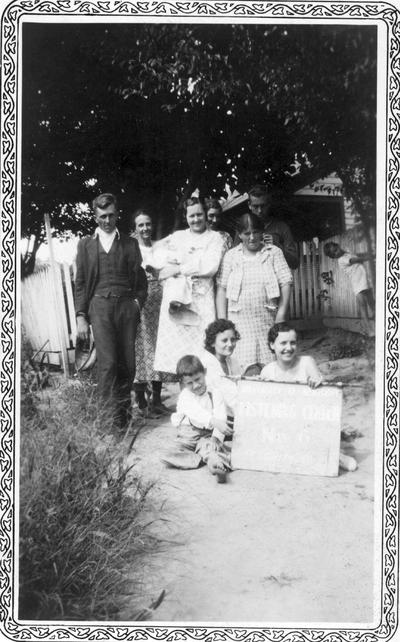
[62,262,77,341]
[44,214,69,376]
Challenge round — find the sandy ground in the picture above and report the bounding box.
[123,328,376,625]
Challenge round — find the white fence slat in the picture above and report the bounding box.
[63,262,77,341]
[45,213,69,374]
[289,239,321,322]
[298,242,307,318]
[310,242,319,315]
[54,262,70,348]
[290,267,298,319]
[304,242,312,318]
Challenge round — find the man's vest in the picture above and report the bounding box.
[94,239,132,297]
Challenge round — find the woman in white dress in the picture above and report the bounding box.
[153,197,224,376]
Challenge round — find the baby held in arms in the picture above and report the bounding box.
[260,322,357,472]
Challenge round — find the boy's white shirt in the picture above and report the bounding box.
[171,387,227,442]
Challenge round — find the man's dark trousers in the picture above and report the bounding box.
[90,295,140,428]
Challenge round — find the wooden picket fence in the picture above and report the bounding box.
[21,231,373,370]
[289,240,322,327]
[21,262,76,370]
[289,231,373,332]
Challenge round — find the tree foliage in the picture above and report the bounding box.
[22,22,376,272]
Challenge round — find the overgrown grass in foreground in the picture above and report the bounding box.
[19,376,156,620]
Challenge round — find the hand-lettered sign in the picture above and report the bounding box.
[231,380,342,477]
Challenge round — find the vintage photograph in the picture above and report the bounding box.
[2,0,396,638]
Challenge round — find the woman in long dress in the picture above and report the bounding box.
[130,210,170,415]
[153,197,224,376]
[216,212,293,370]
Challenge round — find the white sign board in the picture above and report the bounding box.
[231,379,342,477]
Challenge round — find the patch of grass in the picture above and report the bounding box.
[20,338,51,420]
[19,376,158,620]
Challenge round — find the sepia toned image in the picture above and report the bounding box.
[1,1,396,640]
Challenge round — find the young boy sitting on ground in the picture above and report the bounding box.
[161,355,232,482]
[260,322,357,471]
[323,241,375,337]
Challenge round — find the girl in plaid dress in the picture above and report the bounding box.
[216,213,293,370]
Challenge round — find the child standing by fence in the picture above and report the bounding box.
[161,355,232,482]
[323,242,375,337]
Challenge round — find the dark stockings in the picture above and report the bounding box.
[135,381,162,409]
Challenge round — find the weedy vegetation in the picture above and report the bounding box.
[19,346,162,620]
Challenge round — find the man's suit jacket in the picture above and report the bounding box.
[74,232,148,319]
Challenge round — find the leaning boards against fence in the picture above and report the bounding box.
[231,379,342,477]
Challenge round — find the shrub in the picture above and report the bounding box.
[19,378,157,620]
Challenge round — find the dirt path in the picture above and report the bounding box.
[125,330,376,624]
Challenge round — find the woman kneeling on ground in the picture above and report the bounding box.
[200,319,242,423]
[260,322,357,472]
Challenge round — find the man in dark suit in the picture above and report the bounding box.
[75,193,148,430]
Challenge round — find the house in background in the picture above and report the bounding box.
[221,173,366,241]
[221,173,375,334]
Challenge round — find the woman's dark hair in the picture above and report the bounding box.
[131,208,152,231]
[236,212,264,234]
[268,322,297,348]
[176,354,205,379]
[183,196,205,215]
[248,184,269,199]
[204,319,241,354]
[204,197,222,213]
[323,241,339,258]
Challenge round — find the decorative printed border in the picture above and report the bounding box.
[1,1,398,640]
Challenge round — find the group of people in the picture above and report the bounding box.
[75,185,372,480]
[75,185,298,427]
[162,320,325,482]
